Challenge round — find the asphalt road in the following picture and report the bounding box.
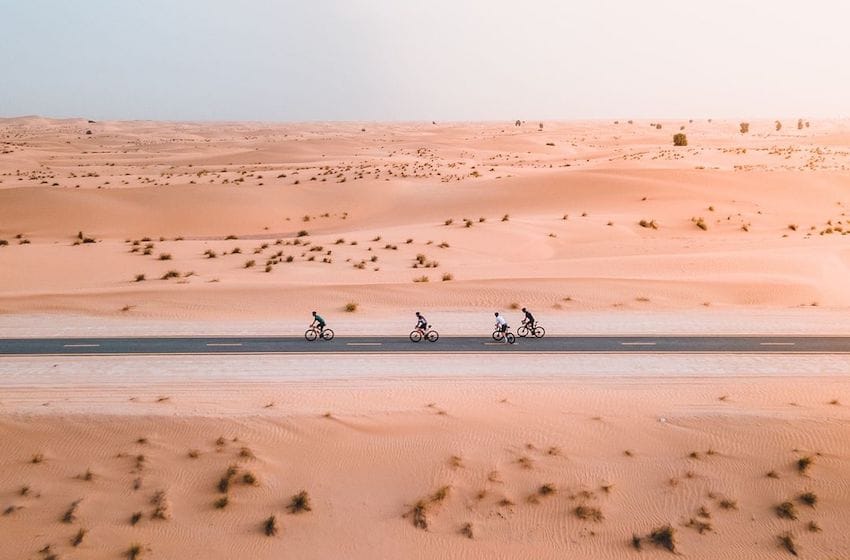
[1,335,850,356]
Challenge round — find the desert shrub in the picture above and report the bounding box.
[775,120,782,132]
[344,302,358,312]
[673,133,687,146]
[740,122,750,133]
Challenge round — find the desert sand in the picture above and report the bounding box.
[1,360,849,559]
[2,117,850,559]
[2,117,850,325]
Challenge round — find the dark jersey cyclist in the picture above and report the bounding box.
[521,307,535,328]
[415,311,427,331]
[311,311,326,332]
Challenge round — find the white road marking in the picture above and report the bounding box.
[206,343,243,347]
[346,342,382,346]
[63,344,100,348]
[759,342,795,346]
[620,342,657,346]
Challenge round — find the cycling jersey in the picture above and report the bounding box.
[313,315,326,327]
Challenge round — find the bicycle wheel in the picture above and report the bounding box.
[426,330,439,342]
[533,326,546,338]
[304,329,318,342]
[506,333,516,344]
[322,328,335,341]
[492,330,501,341]
[517,325,529,338]
[409,330,423,342]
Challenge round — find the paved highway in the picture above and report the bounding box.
[1,335,850,356]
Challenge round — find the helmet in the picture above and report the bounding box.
[311,311,317,315]
[521,307,527,312]
[415,311,421,316]
[494,312,499,316]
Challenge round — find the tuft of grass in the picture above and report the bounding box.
[502,214,510,222]
[694,217,708,230]
[649,525,676,552]
[214,496,229,509]
[150,490,170,520]
[188,449,200,459]
[460,522,474,539]
[71,528,87,547]
[244,259,255,268]
[161,270,180,280]
[158,253,172,261]
[807,520,821,533]
[776,501,798,520]
[242,472,258,486]
[538,483,557,496]
[685,517,713,534]
[778,533,798,556]
[767,470,780,479]
[718,498,738,510]
[31,453,45,464]
[413,275,429,283]
[797,456,813,475]
[441,273,453,281]
[344,302,358,312]
[130,511,142,525]
[574,505,603,522]
[82,468,95,481]
[62,499,81,523]
[134,274,146,282]
[797,491,817,507]
[238,446,254,459]
[127,543,144,560]
[287,490,312,514]
[263,514,278,536]
[631,534,643,550]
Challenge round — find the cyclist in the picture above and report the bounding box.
[311,311,327,335]
[494,312,509,343]
[414,311,428,333]
[521,307,535,329]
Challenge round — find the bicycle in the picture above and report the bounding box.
[304,325,335,341]
[517,320,546,338]
[492,328,516,344]
[410,325,439,343]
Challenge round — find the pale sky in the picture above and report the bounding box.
[1,0,848,121]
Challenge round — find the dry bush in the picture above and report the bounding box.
[797,456,814,474]
[649,525,676,552]
[673,133,687,146]
[263,514,278,536]
[574,505,603,522]
[287,490,312,514]
[740,122,750,133]
[776,501,798,520]
[778,533,797,555]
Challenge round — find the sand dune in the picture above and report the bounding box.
[3,118,850,322]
